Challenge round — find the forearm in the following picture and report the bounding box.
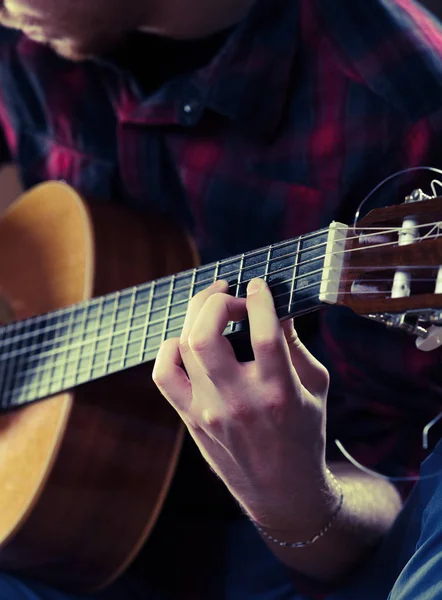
[257,461,403,584]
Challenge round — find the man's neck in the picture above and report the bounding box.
[138,0,256,39]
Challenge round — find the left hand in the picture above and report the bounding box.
[152,278,332,532]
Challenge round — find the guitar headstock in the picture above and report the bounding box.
[336,189,442,350]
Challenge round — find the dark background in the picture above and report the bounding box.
[420,0,442,18]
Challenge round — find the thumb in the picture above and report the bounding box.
[282,319,329,395]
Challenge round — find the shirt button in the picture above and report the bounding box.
[180,98,203,126]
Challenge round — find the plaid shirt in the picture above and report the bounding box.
[1,0,442,598]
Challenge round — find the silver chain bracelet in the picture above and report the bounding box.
[249,469,344,548]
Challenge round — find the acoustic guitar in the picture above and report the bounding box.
[0,181,441,591]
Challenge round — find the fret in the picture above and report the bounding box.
[235,254,245,298]
[0,324,7,404]
[263,244,272,284]
[241,246,270,284]
[214,261,220,284]
[194,264,217,295]
[26,311,58,401]
[160,276,175,346]
[73,296,107,386]
[218,255,242,280]
[139,282,155,364]
[189,268,197,299]
[144,278,174,357]
[102,292,121,378]
[0,325,15,406]
[42,309,77,396]
[288,237,301,315]
[69,303,98,388]
[165,273,193,342]
[5,315,34,406]
[119,288,137,370]
[283,230,329,317]
[77,301,106,383]
[61,308,88,389]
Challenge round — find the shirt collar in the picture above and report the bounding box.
[192,0,300,138]
[102,0,299,139]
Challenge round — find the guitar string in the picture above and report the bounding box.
[0,283,334,403]
[1,224,442,401]
[0,252,440,364]
[2,270,440,404]
[0,219,440,340]
[1,219,441,351]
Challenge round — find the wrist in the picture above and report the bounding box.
[248,468,344,548]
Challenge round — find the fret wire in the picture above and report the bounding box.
[66,301,95,390]
[139,282,155,363]
[6,314,34,406]
[45,300,92,398]
[161,276,175,345]
[2,308,44,406]
[289,237,301,314]
[4,282,325,404]
[103,292,121,377]
[187,268,197,308]
[27,310,59,401]
[53,303,78,398]
[39,313,60,397]
[0,258,328,368]
[236,254,245,298]
[0,322,7,402]
[119,287,137,370]
[264,244,272,283]
[214,261,220,285]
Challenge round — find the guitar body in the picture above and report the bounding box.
[0,182,197,591]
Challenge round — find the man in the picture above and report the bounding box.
[0,0,441,598]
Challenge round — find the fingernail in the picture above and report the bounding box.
[212,279,226,291]
[247,278,263,295]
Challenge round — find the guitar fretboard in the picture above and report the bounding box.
[0,228,331,409]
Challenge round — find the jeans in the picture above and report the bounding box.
[330,437,442,600]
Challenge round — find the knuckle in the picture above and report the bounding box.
[188,333,212,355]
[151,366,168,388]
[201,408,225,432]
[265,397,287,422]
[179,337,192,354]
[229,402,256,424]
[204,292,226,311]
[308,358,330,391]
[317,364,330,389]
[253,334,281,356]
[262,385,288,415]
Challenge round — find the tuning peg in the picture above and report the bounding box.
[416,325,442,351]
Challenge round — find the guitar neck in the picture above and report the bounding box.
[0,224,347,409]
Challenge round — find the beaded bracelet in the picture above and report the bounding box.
[249,469,344,549]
